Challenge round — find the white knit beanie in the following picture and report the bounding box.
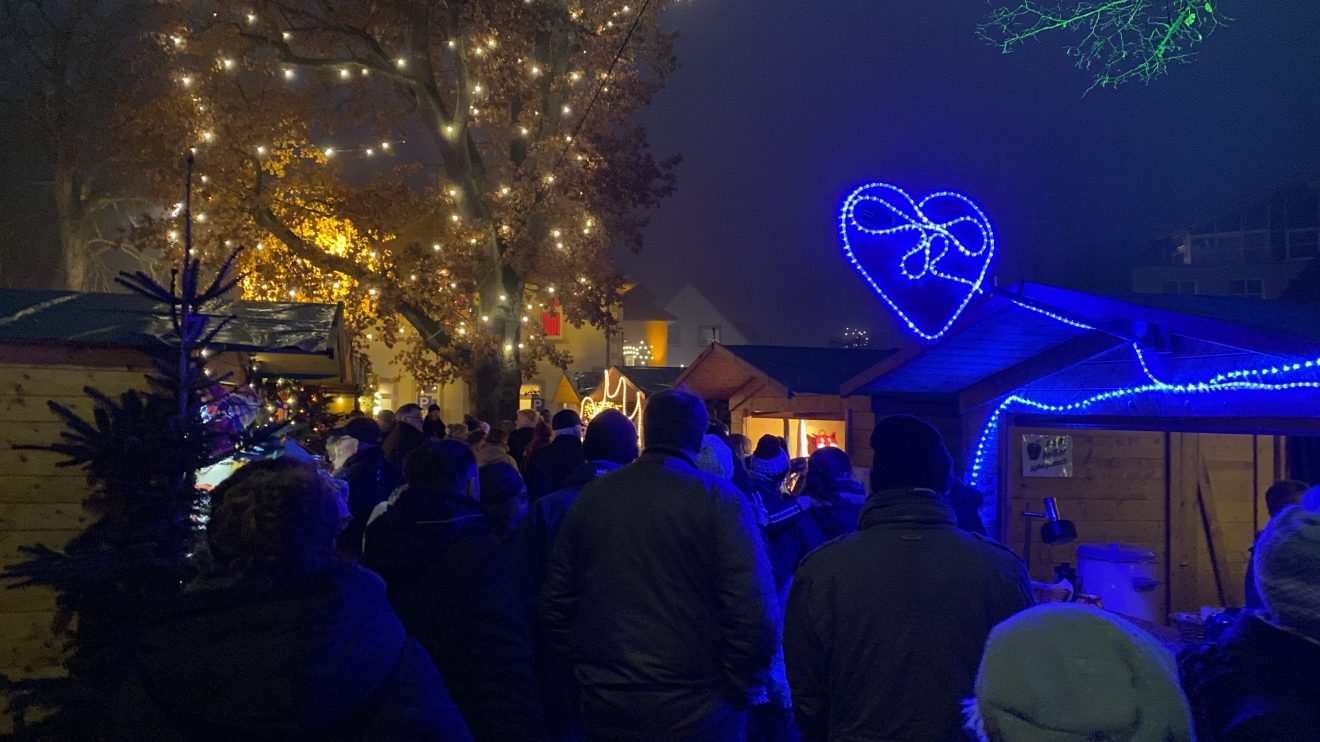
[696,434,733,480]
[967,604,1193,742]
[1254,502,1320,642]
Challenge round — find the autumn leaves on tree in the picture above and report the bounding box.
[126,1,678,418]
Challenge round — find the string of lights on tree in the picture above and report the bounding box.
[138,0,676,400]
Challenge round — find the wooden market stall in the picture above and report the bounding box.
[579,365,683,445]
[841,282,1320,620]
[675,344,895,462]
[0,288,355,698]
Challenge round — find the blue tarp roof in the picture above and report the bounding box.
[0,288,343,356]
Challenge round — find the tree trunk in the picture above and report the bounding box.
[471,267,526,421]
[52,161,88,291]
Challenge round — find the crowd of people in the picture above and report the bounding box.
[105,391,1320,741]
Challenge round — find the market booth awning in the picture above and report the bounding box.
[0,288,355,384]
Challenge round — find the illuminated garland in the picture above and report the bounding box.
[839,182,996,341]
[580,368,644,440]
[968,344,1320,489]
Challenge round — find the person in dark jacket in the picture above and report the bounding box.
[1180,503,1320,741]
[767,446,865,602]
[364,440,546,742]
[108,459,472,741]
[332,417,405,555]
[509,409,540,469]
[478,461,530,544]
[541,390,779,742]
[783,415,1034,742]
[525,409,585,500]
[423,403,447,438]
[1242,479,1307,609]
[384,403,426,467]
[512,408,639,742]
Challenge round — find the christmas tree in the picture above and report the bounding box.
[0,159,247,738]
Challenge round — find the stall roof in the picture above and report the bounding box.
[0,288,345,357]
[619,366,685,396]
[677,344,896,400]
[842,282,1320,408]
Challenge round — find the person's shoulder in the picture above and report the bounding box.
[965,530,1027,566]
[793,530,862,573]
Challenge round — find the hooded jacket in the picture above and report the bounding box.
[105,561,471,741]
[363,489,545,742]
[524,434,584,500]
[783,488,1033,742]
[334,445,405,554]
[540,448,779,740]
[1180,611,1320,741]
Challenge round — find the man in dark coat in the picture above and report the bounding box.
[541,390,779,742]
[364,439,546,742]
[383,403,426,468]
[511,408,639,741]
[108,459,471,741]
[1180,502,1320,741]
[332,417,405,555]
[524,409,585,500]
[765,446,866,601]
[783,415,1033,742]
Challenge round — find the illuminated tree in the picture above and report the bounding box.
[130,1,678,419]
[979,0,1224,91]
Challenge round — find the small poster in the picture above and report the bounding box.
[1022,434,1073,478]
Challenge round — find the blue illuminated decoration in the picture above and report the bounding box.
[968,346,1320,489]
[839,182,996,341]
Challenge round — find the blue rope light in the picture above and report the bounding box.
[839,182,996,341]
[967,348,1320,488]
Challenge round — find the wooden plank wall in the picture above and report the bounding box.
[1007,424,1279,621]
[1007,427,1168,608]
[0,350,154,721]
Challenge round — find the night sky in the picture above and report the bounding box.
[620,0,1320,348]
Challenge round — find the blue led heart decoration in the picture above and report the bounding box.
[839,182,996,341]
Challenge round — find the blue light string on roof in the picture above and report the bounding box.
[967,348,1320,489]
[838,182,996,342]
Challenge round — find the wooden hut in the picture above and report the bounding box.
[578,365,683,445]
[842,282,1320,618]
[675,345,895,461]
[0,288,354,698]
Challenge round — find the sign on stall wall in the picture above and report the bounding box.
[1022,434,1073,477]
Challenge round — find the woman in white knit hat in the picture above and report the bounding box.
[966,603,1194,742]
[1180,500,1320,740]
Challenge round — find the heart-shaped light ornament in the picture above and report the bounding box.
[839,182,996,341]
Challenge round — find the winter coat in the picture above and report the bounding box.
[509,459,622,740]
[540,448,780,740]
[105,561,472,741]
[509,426,535,468]
[766,482,866,599]
[524,435,584,500]
[783,487,1033,742]
[475,443,519,470]
[334,445,405,555]
[363,489,546,742]
[1180,611,1320,741]
[383,422,426,468]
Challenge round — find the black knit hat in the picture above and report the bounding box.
[330,417,382,445]
[869,415,952,493]
[552,409,583,431]
[582,409,639,465]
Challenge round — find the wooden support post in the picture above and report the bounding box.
[1197,457,1230,607]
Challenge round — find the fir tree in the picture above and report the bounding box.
[1,157,245,738]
